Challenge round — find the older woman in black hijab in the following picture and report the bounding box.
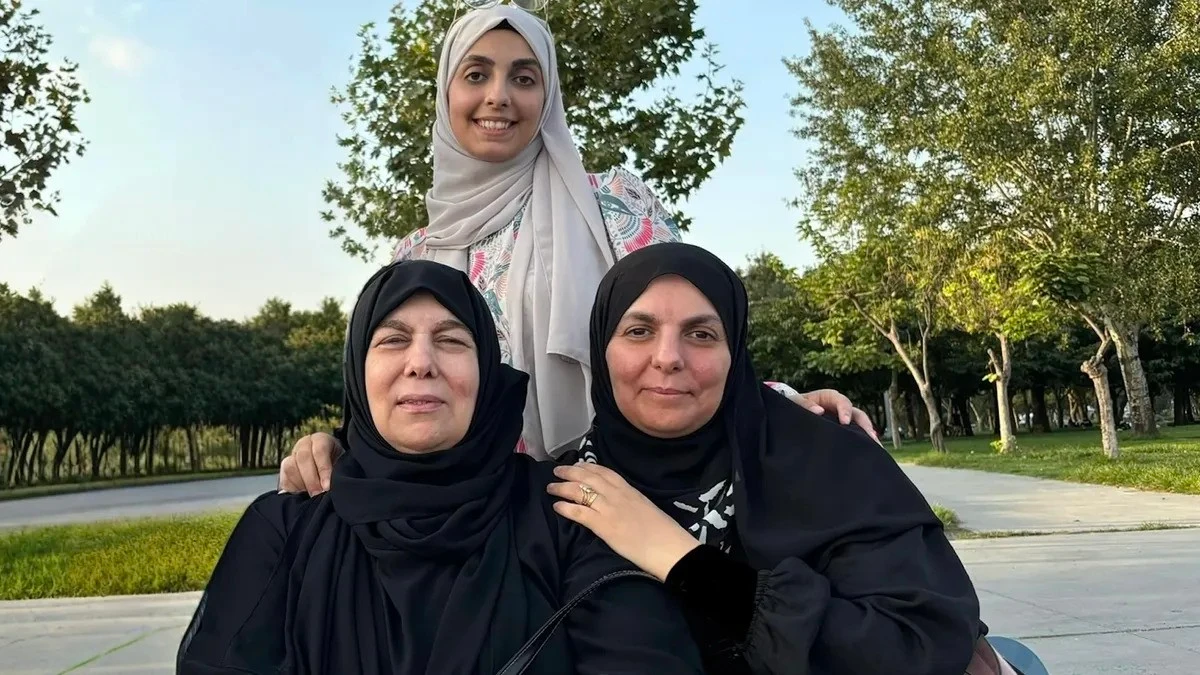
[177,260,703,674]
[549,243,983,674]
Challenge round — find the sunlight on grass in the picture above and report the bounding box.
[890,426,1200,494]
[0,512,239,600]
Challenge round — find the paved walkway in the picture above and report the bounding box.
[2,466,1199,673]
[901,464,1200,533]
[0,475,278,530]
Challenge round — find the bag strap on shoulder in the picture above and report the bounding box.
[495,569,657,675]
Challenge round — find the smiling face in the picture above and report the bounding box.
[446,26,546,163]
[603,275,732,438]
[364,292,480,454]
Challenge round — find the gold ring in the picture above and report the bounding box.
[578,483,599,508]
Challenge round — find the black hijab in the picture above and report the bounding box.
[588,243,763,552]
[589,242,891,571]
[281,260,538,673]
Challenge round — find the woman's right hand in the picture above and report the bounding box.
[277,432,343,495]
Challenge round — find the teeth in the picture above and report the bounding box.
[476,120,513,130]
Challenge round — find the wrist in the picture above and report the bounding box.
[649,532,701,582]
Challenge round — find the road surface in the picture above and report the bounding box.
[0,475,279,530]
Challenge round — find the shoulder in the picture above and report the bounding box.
[587,167,682,259]
[243,489,323,541]
[391,227,430,262]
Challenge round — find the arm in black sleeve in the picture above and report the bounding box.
[669,392,980,675]
[744,524,978,675]
[560,529,705,674]
[177,491,310,674]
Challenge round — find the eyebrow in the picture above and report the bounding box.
[375,318,471,334]
[462,54,542,71]
[621,311,723,329]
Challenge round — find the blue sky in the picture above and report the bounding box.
[1,0,845,319]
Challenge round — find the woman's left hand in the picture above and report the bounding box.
[548,462,700,582]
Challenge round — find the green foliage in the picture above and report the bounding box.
[322,0,745,257]
[0,284,347,488]
[0,511,240,600]
[0,0,89,241]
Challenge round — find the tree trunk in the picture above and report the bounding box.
[917,384,946,452]
[988,391,999,435]
[1081,334,1120,458]
[903,388,920,438]
[1173,379,1191,426]
[885,371,902,450]
[1054,389,1065,429]
[952,395,974,436]
[186,426,200,472]
[1030,385,1052,433]
[1106,317,1158,437]
[1066,387,1084,425]
[989,335,1017,453]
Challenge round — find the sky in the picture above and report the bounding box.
[0,0,847,320]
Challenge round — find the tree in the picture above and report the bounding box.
[0,0,89,241]
[321,0,745,257]
[941,235,1060,452]
[788,0,1200,457]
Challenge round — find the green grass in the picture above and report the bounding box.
[0,512,240,600]
[890,425,1200,494]
[931,504,962,532]
[0,468,277,503]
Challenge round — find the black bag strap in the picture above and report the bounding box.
[495,569,657,675]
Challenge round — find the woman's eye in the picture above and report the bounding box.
[514,75,536,87]
[465,71,486,83]
[625,327,650,338]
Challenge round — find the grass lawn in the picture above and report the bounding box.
[890,424,1200,494]
[0,511,240,600]
[0,468,278,503]
[0,503,968,601]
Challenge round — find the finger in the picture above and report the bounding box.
[552,500,601,532]
[851,407,879,439]
[837,399,853,425]
[313,434,340,492]
[546,480,588,504]
[786,391,824,415]
[553,463,616,490]
[564,460,624,488]
[278,456,302,493]
[294,437,324,496]
[547,480,608,512]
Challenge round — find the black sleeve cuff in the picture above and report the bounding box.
[665,544,761,647]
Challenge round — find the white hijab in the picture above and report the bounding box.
[424,6,613,457]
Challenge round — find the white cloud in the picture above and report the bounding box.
[88,34,151,74]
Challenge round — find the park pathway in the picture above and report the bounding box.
[2,466,1199,673]
[901,464,1200,533]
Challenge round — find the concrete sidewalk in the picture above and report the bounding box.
[4,529,1196,674]
[0,592,198,674]
[959,528,1200,675]
[902,464,1200,533]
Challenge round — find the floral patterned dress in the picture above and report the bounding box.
[393,166,796,456]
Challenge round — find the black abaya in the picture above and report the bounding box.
[177,260,701,674]
[578,242,982,674]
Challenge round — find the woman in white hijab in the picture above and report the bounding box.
[279,4,875,492]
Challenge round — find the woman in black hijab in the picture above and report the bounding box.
[177,260,703,674]
[550,243,983,674]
